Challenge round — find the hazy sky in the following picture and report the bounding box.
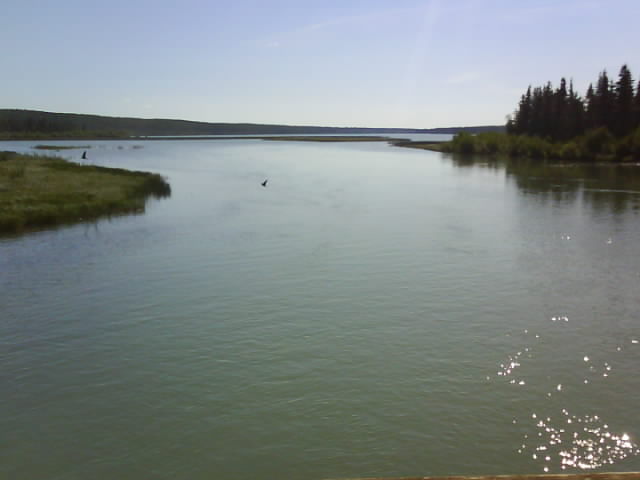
[2,0,638,128]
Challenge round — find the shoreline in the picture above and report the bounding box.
[2,133,635,164]
[0,152,170,236]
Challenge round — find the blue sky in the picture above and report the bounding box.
[1,0,638,128]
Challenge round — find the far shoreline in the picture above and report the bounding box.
[6,133,636,163]
[0,133,450,152]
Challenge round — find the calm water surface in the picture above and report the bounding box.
[2,138,640,479]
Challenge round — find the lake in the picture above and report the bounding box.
[2,137,640,479]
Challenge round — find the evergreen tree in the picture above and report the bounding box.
[594,70,616,131]
[634,79,640,129]
[566,80,584,139]
[514,86,532,134]
[554,77,569,140]
[506,64,636,140]
[585,83,596,130]
[614,64,634,136]
[529,86,544,137]
[541,82,555,139]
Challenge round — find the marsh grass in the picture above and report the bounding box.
[0,153,170,235]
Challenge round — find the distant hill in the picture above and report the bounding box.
[0,109,504,137]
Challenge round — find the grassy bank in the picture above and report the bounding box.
[0,152,170,235]
[430,128,640,162]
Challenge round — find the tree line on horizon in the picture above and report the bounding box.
[0,109,503,138]
[506,64,640,141]
[445,65,640,161]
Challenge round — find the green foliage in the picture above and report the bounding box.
[508,64,639,141]
[0,151,17,162]
[624,126,640,158]
[450,132,476,153]
[557,141,585,161]
[581,127,614,155]
[445,128,639,163]
[615,65,635,136]
[0,154,170,235]
[448,132,553,159]
[7,162,26,179]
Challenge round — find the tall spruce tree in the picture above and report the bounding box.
[615,64,634,136]
[594,70,614,131]
[567,80,584,139]
[514,86,532,134]
[634,79,640,130]
[554,78,569,140]
[506,64,636,140]
[585,83,596,130]
[541,82,554,138]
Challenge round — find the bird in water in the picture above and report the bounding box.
[81,151,87,160]
[261,179,268,187]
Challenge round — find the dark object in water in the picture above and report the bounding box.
[81,151,87,160]
[261,179,268,187]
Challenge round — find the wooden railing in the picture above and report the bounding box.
[328,474,640,480]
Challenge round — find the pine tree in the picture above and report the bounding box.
[514,86,532,134]
[505,64,637,140]
[541,82,554,139]
[615,64,634,136]
[566,79,584,139]
[585,83,595,130]
[593,70,614,131]
[554,77,569,140]
[634,79,640,130]
[529,87,544,137]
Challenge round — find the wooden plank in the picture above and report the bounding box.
[327,473,640,480]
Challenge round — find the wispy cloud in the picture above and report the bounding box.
[258,5,420,49]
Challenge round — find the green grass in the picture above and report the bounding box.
[0,152,170,235]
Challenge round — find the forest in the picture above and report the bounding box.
[506,65,639,140]
[447,65,640,161]
[0,109,502,138]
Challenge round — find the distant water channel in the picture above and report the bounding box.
[2,137,640,479]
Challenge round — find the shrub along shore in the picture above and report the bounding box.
[437,127,640,162]
[0,152,170,235]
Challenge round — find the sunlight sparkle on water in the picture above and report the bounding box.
[492,319,640,472]
[524,411,640,471]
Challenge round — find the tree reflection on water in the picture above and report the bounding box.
[446,153,640,215]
